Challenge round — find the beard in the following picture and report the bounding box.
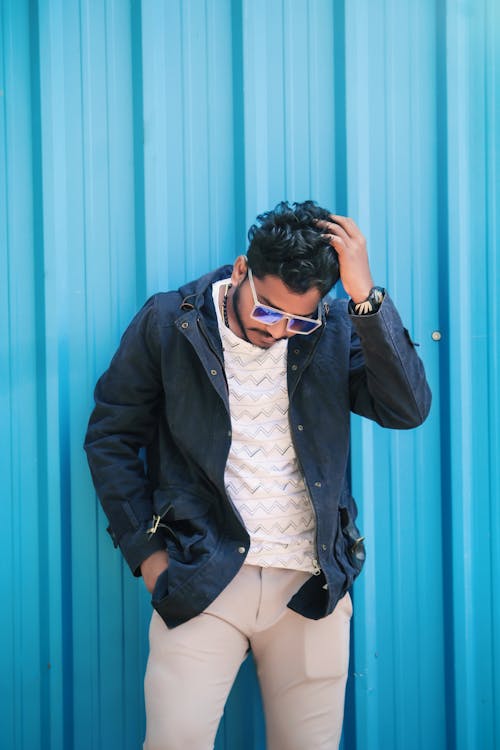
[231,281,252,344]
[231,282,286,349]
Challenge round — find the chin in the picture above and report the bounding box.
[246,326,283,349]
[255,336,279,349]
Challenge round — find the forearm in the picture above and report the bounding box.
[349,294,431,428]
[84,295,165,573]
[85,430,166,574]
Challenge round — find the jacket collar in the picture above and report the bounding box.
[175,265,233,359]
[177,265,233,314]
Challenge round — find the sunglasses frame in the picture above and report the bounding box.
[247,267,322,335]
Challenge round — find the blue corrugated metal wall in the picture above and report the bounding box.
[1,1,498,748]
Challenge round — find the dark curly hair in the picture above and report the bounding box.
[246,200,339,296]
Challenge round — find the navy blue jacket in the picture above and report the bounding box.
[84,265,431,628]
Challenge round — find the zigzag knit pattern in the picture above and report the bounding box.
[213,280,317,573]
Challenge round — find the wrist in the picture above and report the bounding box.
[141,549,169,593]
[348,279,375,304]
[141,549,169,576]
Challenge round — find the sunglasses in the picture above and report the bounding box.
[247,267,322,335]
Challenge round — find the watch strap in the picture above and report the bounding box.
[348,286,385,315]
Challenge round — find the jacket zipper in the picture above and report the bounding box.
[287,324,327,577]
[289,428,322,577]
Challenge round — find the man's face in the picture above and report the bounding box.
[229,258,322,349]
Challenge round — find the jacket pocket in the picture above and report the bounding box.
[151,485,217,573]
[152,485,213,520]
[333,494,366,594]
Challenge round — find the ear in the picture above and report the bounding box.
[230,255,248,286]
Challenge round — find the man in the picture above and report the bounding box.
[85,201,431,749]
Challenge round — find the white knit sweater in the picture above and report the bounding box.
[213,280,318,573]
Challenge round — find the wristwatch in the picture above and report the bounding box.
[348,286,385,315]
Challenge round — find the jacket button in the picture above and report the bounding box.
[210,369,217,376]
[297,424,304,431]
[293,348,300,355]
[291,364,298,371]
[322,544,327,551]
[181,321,189,329]
[238,546,246,554]
[314,481,322,488]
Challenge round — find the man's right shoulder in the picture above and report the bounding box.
[135,265,231,330]
[139,291,184,328]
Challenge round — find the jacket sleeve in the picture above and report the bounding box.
[84,296,167,575]
[348,294,432,428]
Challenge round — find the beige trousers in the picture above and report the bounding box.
[143,565,352,750]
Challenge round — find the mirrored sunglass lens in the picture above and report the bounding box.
[287,318,318,333]
[252,306,284,324]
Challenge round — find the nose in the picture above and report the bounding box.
[267,318,290,339]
